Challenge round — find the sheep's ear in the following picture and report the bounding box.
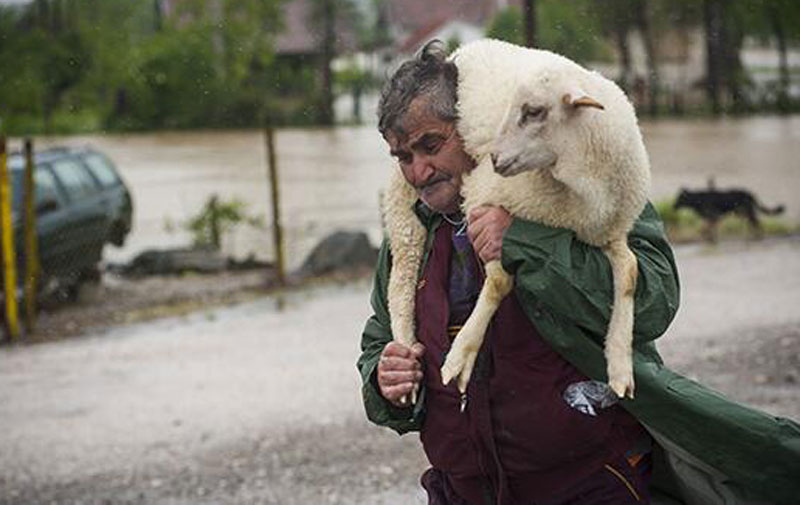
[562,92,605,110]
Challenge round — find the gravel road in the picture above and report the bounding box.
[1,237,798,505]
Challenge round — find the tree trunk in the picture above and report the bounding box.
[767,4,790,112]
[210,0,225,80]
[614,19,632,93]
[724,16,747,113]
[522,0,537,48]
[318,0,335,125]
[635,0,659,115]
[154,0,163,32]
[703,0,723,115]
[35,0,49,30]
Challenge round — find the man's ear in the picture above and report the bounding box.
[562,88,604,110]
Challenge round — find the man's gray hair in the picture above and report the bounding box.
[378,40,459,137]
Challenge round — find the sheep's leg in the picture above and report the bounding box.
[385,170,427,404]
[441,260,513,393]
[601,239,638,399]
[387,234,425,405]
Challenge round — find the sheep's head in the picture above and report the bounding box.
[491,80,605,178]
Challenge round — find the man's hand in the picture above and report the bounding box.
[468,205,513,263]
[377,342,425,407]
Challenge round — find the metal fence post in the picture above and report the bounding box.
[23,138,39,332]
[0,136,20,339]
[264,126,285,286]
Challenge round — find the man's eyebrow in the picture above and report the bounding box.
[390,148,409,158]
[410,132,446,149]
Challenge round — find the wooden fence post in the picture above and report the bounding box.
[23,138,39,332]
[264,126,285,285]
[0,136,20,339]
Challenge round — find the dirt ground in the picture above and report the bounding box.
[10,264,373,345]
[0,237,798,505]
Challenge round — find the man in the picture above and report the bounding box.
[358,40,677,505]
[357,41,797,505]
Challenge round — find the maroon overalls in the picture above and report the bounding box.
[416,223,648,505]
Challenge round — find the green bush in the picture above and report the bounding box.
[184,195,264,250]
[653,198,796,242]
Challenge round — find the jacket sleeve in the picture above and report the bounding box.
[501,202,680,345]
[356,239,421,434]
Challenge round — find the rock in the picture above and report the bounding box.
[122,247,228,277]
[297,231,378,278]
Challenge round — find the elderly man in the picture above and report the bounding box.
[356,40,680,505]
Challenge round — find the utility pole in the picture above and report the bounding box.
[0,137,20,339]
[23,139,39,332]
[523,0,537,48]
[319,0,336,125]
[264,126,285,286]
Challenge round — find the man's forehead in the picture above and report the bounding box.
[386,98,451,148]
[400,96,438,131]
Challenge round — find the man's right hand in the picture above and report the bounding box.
[377,342,425,407]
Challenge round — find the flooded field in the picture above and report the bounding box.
[27,115,800,270]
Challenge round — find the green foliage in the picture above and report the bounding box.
[115,26,223,129]
[486,1,611,63]
[0,0,292,133]
[184,195,264,250]
[486,6,523,46]
[334,61,378,92]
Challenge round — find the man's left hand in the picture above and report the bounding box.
[467,205,512,263]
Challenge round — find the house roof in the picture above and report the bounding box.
[387,0,522,55]
[274,0,317,54]
[275,0,359,56]
[385,0,501,35]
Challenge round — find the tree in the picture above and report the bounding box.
[486,0,607,64]
[633,0,660,115]
[522,0,537,48]
[308,0,361,126]
[702,0,755,114]
[746,0,800,111]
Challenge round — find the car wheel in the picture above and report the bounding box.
[109,221,128,247]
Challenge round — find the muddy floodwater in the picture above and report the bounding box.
[29,115,800,270]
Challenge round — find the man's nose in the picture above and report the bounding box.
[407,156,435,187]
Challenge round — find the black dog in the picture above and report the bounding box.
[674,187,785,241]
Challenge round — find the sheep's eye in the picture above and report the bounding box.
[519,104,547,125]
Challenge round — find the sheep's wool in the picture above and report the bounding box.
[449,39,651,246]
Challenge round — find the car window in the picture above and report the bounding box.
[51,158,100,202]
[35,167,62,209]
[9,167,62,214]
[10,171,23,213]
[82,152,120,187]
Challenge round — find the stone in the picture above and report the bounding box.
[297,231,378,278]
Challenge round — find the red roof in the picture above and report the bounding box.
[386,0,509,35]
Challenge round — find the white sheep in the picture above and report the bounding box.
[385,39,650,401]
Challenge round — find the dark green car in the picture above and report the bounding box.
[2,146,133,306]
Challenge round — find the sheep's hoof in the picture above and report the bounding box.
[441,348,478,394]
[399,385,418,407]
[608,371,635,400]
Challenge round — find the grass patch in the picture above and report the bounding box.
[653,198,797,243]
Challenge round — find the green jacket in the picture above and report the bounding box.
[358,202,800,505]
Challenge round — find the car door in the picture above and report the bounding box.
[80,151,133,246]
[29,165,74,282]
[47,157,109,277]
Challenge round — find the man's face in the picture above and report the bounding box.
[385,97,474,214]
